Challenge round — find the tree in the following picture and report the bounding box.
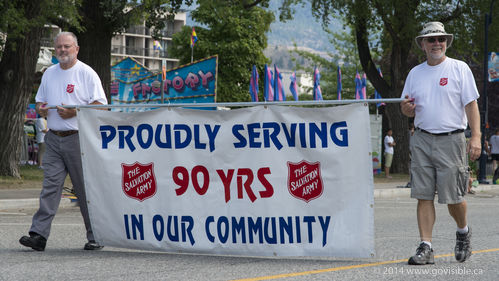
[292,0,499,173]
[290,26,377,100]
[170,0,275,102]
[0,0,79,177]
[0,0,190,177]
[64,0,192,99]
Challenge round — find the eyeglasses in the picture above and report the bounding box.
[425,37,447,43]
[55,44,75,50]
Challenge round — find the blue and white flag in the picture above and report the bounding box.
[289,71,299,101]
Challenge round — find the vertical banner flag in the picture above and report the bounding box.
[190,27,198,63]
[370,115,383,174]
[289,71,299,101]
[373,68,385,107]
[489,52,499,82]
[313,67,323,101]
[355,71,363,100]
[78,103,375,258]
[337,66,342,100]
[273,65,286,101]
[249,65,259,102]
[264,64,274,101]
[191,27,198,47]
[153,40,163,51]
[361,73,367,100]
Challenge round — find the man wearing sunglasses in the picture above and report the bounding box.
[400,22,481,265]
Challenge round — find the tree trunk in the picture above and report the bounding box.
[72,0,114,101]
[0,3,43,177]
[385,103,410,173]
[77,29,112,100]
[353,1,417,174]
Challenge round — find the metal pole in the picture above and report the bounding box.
[478,1,495,183]
[53,98,405,109]
[161,60,166,104]
[160,77,164,104]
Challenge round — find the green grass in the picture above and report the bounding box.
[0,165,44,184]
[18,165,44,180]
[373,173,410,183]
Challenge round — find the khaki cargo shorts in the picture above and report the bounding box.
[384,152,393,167]
[410,130,469,204]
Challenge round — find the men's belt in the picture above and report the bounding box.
[416,127,464,136]
[50,130,78,137]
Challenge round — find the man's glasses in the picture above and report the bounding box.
[425,37,447,43]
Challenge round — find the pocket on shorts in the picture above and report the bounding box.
[456,166,469,196]
[410,165,435,199]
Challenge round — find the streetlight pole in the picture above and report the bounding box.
[478,0,495,183]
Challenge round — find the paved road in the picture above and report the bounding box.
[1,189,498,281]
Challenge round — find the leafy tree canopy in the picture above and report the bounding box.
[171,0,275,102]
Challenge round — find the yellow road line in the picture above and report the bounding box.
[233,248,499,281]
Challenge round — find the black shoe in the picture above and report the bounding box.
[408,242,434,265]
[455,227,472,262]
[19,232,47,251]
[84,240,103,250]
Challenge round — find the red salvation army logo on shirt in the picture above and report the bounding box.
[121,162,157,202]
[66,84,75,93]
[439,78,448,86]
[287,160,324,203]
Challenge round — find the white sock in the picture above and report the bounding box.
[457,225,469,234]
[422,241,432,248]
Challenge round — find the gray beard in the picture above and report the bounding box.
[56,54,75,64]
[429,51,445,61]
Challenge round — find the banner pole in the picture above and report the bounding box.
[59,98,404,109]
[161,60,166,104]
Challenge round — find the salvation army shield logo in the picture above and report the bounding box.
[121,162,157,201]
[439,78,448,86]
[66,84,75,93]
[287,160,324,203]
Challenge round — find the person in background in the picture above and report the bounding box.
[384,128,396,179]
[35,115,48,168]
[489,129,499,180]
[19,31,107,251]
[400,22,481,265]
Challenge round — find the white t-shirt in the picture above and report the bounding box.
[490,135,499,154]
[384,135,394,154]
[35,117,47,143]
[35,61,108,131]
[401,57,479,134]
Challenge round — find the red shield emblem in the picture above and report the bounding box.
[66,84,75,93]
[439,78,448,86]
[121,162,157,201]
[287,160,324,203]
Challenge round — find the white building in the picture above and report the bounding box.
[280,71,313,97]
[39,10,187,72]
[110,12,186,71]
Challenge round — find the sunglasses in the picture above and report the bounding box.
[425,37,447,43]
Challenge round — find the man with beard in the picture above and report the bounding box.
[20,32,108,251]
[400,22,481,265]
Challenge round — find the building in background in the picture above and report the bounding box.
[280,71,313,96]
[111,12,186,71]
[39,10,187,72]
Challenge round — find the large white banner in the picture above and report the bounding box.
[78,104,374,257]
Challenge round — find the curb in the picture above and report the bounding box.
[374,184,499,199]
[374,188,411,199]
[0,198,77,211]
[1,186,497,210]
